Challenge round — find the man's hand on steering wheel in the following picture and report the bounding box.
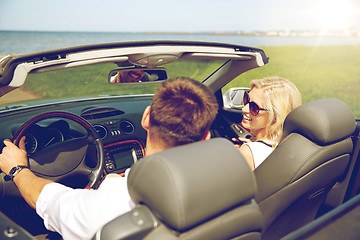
[0,137,28,176]
[10,111,104,189]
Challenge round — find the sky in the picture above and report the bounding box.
[0,0,359,33]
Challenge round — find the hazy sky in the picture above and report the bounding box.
[0,0,359,32]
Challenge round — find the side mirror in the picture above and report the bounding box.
[223,87,250,109]
[108,68,168,84]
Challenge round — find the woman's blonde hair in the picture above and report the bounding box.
[250,77,302,144]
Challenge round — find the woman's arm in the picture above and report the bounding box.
[238,143,255,170]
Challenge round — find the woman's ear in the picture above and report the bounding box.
[141,106,151,131]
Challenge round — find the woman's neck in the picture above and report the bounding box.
[252,128,269,141]
[251,130,278,148]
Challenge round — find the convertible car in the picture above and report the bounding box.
[0,41,359,240]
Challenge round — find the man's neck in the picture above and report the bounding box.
[144,137,167,157]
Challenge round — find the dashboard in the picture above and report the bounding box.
[0,94,245,188]
[0,96,152,181]
[23,120,71,154]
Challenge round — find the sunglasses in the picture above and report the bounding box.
[243,91,269,116]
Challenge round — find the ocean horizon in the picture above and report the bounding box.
[1,30,360,54]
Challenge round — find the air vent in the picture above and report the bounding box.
[80,107,124,120]
[94,125,108,139]
[119,120,135,134]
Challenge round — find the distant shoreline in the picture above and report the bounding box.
[1,29,359,38]
[143,31,360,38]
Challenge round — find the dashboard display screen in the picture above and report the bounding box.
[112,150,135,169]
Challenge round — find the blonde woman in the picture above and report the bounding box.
[234,77,302,170]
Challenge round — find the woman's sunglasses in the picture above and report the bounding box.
[243,91,269,116]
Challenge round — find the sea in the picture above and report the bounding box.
[1,30,360,54]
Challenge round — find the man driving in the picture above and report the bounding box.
[0,77,219,239]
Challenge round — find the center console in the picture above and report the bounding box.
[103,140,144,173]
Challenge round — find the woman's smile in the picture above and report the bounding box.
[243,115,252,122]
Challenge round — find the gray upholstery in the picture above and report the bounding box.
[254,98,356,240]
[283,98,355,144]
[126,138,263,240]
[93,205,159,240]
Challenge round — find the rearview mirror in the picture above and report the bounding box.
[223,87,250,109]
[108,68,168,84]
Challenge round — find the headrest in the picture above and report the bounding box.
[127,138,256,231]
[283,98,355,145]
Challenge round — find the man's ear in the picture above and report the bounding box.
[141,106,151,131]
[201,131,211,141]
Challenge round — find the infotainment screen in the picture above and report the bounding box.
[104,141,144,173]
[112,149,136,170]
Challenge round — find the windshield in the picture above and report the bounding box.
[1,59,225,108]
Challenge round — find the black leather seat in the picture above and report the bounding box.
[254,98,356,240]
[93,138,263,240]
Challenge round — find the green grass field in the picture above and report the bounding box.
[225,45,360,117]
[2,45,360,117]
[23,60,224,98]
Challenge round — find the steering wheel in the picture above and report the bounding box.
[12,111,104,189]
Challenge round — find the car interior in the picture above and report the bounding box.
[93,98,358,240]
[0,41,360,239]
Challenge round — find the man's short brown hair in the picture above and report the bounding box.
[149,77,218,147]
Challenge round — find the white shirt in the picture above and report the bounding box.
[36,169,135,240]
[244,141,273,168]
